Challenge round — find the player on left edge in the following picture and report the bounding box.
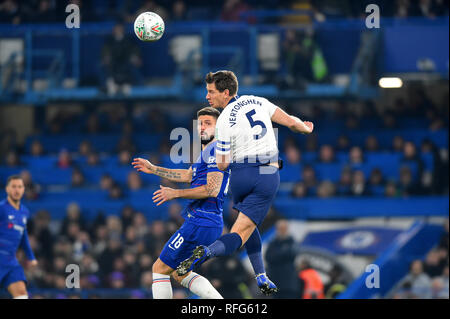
[0,175,38,299]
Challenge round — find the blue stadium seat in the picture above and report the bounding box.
[366,153,401,179]
[30,167,73,185]
[140,173,162,185]
[427,130,448,148]
[106,166,134,185]
[0,167,24,184]
[21,155,57,169]
[302,152,317,164]
[128,190,155,204]
[133,134,162,153]
[104,156,121,168]
[161,155,190,169]
[402,129,448,148]
[398,118,426,129]
[81,167,107,184]
[399,160,420,180]
[25,134,122,154]
[370,185,386,197]
[336,151,349,163]
[349,162,377,179]
[40,190,109,203]
[276,187,292,198]
[317,129,340,145]
[421,153,434,172]
[314,163,343,182]
[279,162,301,183]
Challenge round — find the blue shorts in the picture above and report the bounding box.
[0,264,27,289]
[159,221,223,270]
[230,165,280,226]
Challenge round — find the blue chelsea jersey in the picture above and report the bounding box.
[182,141,231,227]
[0,199,35,266]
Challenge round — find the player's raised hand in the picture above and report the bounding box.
[303,121,314,134]
[152,185,179,206]
[289,116,314,134]
[132,158,155,174]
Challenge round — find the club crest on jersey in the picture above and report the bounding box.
[14,224,24,234]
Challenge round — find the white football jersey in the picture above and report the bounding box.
[215,95,279,165]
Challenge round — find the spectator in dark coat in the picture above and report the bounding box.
[265,219,299,298]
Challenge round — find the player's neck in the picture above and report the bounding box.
[201,138,216,150]
[223,95,237,107]
[7,196,20,210]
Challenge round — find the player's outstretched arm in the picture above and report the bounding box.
[271,107,314,134]
[152,172,224,206]
[20,229,37,265]
[132,158,193,183]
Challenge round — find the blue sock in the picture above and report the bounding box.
[208,233,242,257]
[245,228,266,275]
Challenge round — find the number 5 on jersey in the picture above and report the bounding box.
[246,109,267,140]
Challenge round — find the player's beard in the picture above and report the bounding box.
[201,134,214,145]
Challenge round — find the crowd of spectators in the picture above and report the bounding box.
[286,137,448,199]
[1,0,448,25]
[1,85,448,202]
[283,87,449,199]
[390,219,449,299]
[8,202,255,299]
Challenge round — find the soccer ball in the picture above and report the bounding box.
[134,12,165,42]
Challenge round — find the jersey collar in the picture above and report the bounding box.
[5,198,21,211]
[226,95,239,106]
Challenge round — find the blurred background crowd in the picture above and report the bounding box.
[0,0,448,299]
[1,0,448,25]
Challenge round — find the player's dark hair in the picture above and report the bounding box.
[197,107,221,120]
[6,175,23,186]
[205,70,238,96]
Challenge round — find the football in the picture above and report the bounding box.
[134,12,165,42]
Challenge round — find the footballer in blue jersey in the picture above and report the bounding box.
[0,175,37,299]
[132,107,230,299]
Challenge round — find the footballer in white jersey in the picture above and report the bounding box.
[215,94,279,167]
[177,70,313,297]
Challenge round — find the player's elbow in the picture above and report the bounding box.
[205,185,220,198]
[217,162,229,171]
[210,190,220,198]
[184,176,193,183]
